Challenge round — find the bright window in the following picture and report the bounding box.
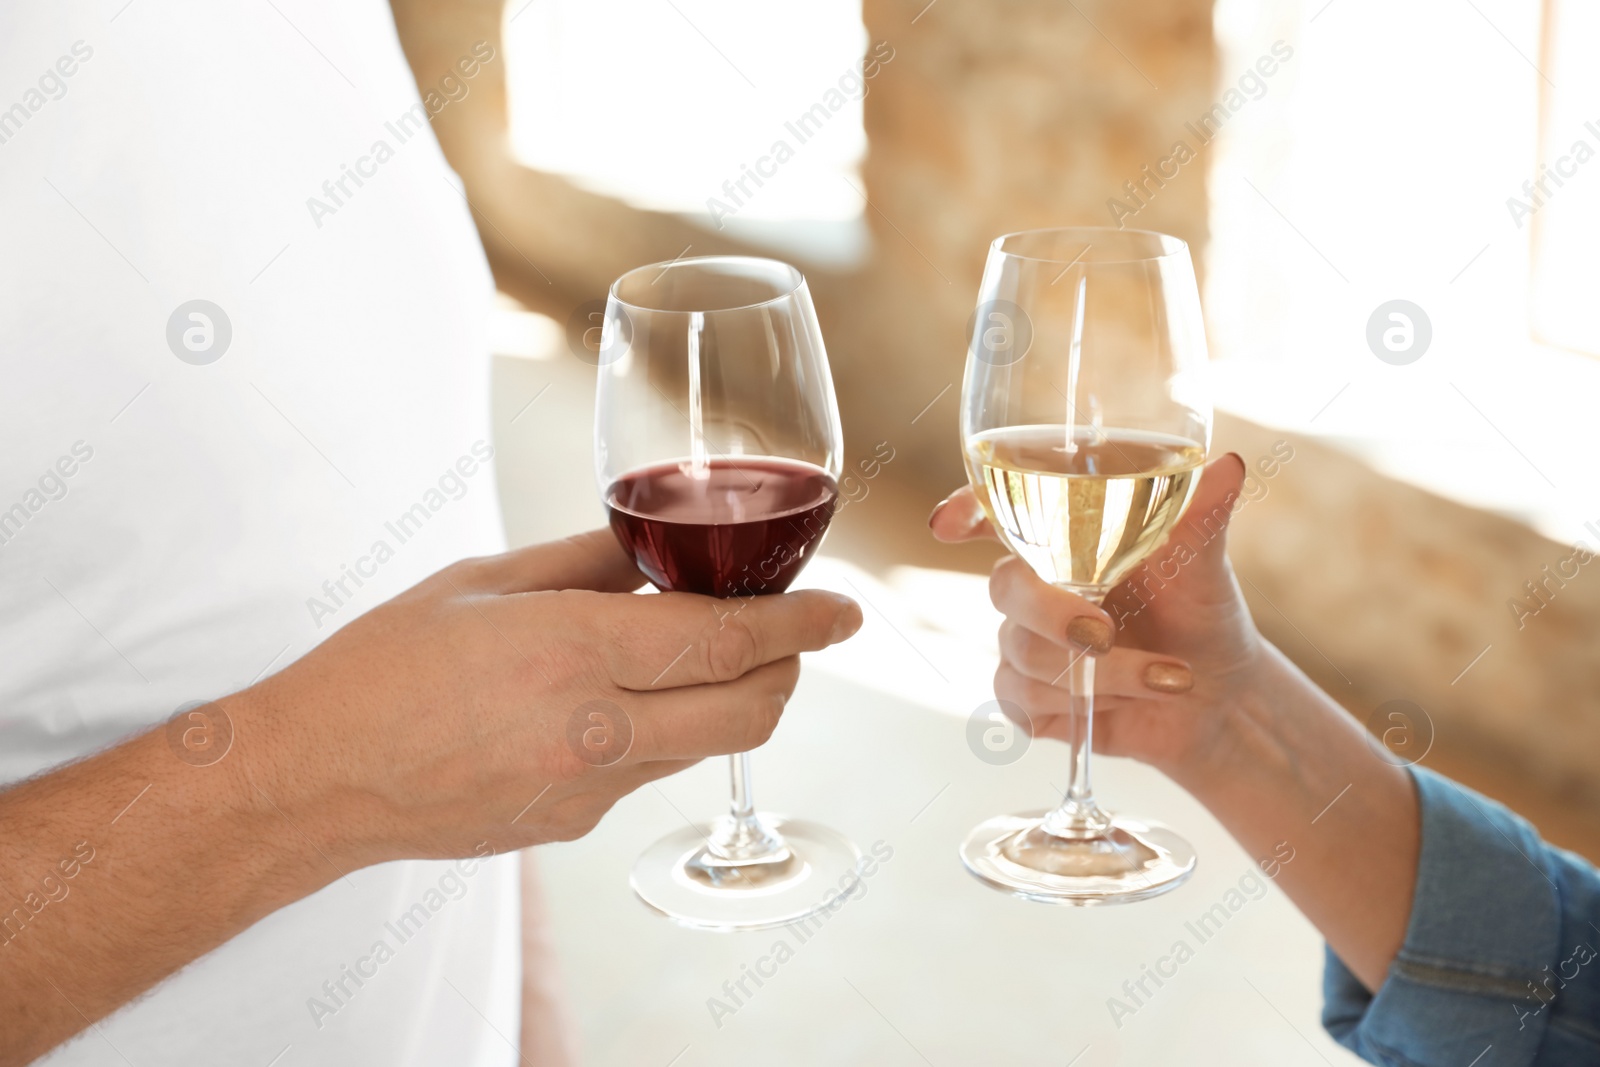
[503,0,869,263]
[1207,0,1599,539]
[1530,0,1600,356]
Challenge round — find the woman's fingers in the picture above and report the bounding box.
[988,556,1116,655]
[991,661,1177,759]
[928,486,995,543]
[999,621,1194,695]
[1112,453,1250,609]
[995,632,1194,704]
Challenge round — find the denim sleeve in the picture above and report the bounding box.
[1322,766,1600,1066]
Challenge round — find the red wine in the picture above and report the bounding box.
[606,457,838,598]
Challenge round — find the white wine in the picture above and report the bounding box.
[965,425,1204,591]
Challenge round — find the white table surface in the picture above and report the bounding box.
[491,347,1360,1066]
[533,560,1359,1067]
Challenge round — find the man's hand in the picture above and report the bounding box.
[0,529,861,1065]
[243,528,863,866]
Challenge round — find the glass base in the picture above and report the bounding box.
[960,809,1196,906]
[631,816,862,931]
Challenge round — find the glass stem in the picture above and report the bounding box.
[729,751,756,822]
[1040,593,1112,840]
[705,752,787,862]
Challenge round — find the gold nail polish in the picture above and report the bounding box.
[1066,617,1113,655]
[1143,662,1193,694]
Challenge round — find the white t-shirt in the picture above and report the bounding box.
[0,3,519,1063]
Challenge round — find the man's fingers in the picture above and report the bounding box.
[998,623,1193,697]
[988,556,1115,654]
[604,589,861,690]
[587,757,701,795]
[929,486,996,543]
[514,758,702,843]
[625,657,802,761]
[467,529,646,595]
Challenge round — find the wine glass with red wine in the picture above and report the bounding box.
[595,255,861,931]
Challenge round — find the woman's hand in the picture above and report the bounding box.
[932,453,1420,992]
[929,454,1263,781]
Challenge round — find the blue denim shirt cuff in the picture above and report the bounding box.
[1321,766,1561,1067]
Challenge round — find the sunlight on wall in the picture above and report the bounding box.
[1206,0,1599,539]
[503,0,868,233]
[1530,0,1600,356]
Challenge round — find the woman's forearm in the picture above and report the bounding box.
[1166,641,1420,991]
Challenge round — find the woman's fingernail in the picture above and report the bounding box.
[1066,617,1113,655]
[1142,662,1194,694]
[927,497,952,528]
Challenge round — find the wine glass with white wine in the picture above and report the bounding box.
[959,227,1212,905]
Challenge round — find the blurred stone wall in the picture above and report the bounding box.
[388,0,1600,811]
[1218,414,1600,808]
[388,0,1217,488]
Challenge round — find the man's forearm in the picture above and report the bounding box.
[0,692,331,1065]
[0,534,862,1063]
[1169,643,1421,992]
